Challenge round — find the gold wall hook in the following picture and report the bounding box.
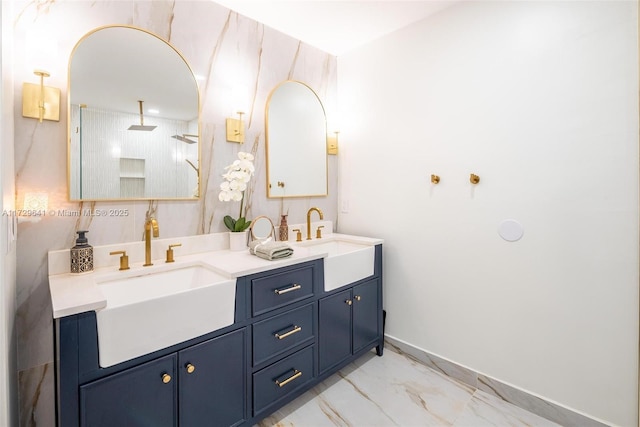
[431,174,440,184]
[470,173,480,184]
[22,69,60,123]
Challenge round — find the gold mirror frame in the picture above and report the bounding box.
[265,80,328,198]
[250,215,275,241]
[67,25,200,201]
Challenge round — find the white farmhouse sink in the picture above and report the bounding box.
[95,262,236,367]
[295,236,376,291]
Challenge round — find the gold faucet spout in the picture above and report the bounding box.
[144,218,159,266]
[306,207,324,240]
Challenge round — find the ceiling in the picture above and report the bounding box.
[212,0,461,56]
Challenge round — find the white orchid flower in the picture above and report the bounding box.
[238,152,254,161]
[219,151,256,231]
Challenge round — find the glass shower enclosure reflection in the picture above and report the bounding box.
[69,104,198,200]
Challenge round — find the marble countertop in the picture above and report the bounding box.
[48,232,383,319]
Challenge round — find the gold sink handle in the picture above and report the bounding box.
[109,250,130,271]
[165,243,182,263]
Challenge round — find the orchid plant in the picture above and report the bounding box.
[218,151,255,232]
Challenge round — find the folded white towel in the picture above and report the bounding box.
[249,239,294,260]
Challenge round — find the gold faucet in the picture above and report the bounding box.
[143,217,159,266]
[306,207,324,240]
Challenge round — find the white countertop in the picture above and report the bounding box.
[48,232,383,319]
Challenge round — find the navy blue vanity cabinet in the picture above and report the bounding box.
[253,344,316,414]
[178,328,247,427]
[56,255,384,427]
[250,263,316,316]
[352,279,381,354]
[318,248,383,375]
[80,354,177,427]
[318,288,353,372]
[242,260,324,421]
[252,303,316,366]
[76,328,247,427]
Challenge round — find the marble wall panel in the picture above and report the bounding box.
[11,1,337,424]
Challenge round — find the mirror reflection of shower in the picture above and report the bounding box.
[128,100,157,131]
[171,134,198,144]
[69,104,198,199]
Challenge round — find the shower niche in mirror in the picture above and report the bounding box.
[266,81,327,198]
[68,26,199,201]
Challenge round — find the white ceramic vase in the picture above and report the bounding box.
[229,231,248,251]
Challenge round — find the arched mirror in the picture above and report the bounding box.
[266,81,327,198]
[68,26,199,201]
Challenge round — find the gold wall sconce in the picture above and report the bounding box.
[18,192,48,223]
[226,111,245,143]
[277,181,285,188]
[431,174,440,184]
[327,131,339,155]
[22,70,60,123]
[470,173,480,184]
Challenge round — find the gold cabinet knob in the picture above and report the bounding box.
[162,373,172,384]
[185,363,195,374]
[346,299,353,306]
[354,295,361,301]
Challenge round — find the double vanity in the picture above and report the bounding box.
[49,229,383,426]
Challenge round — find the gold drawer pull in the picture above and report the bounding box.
[275,369,302,387]
[162,373,172,384]
[346,299,353,306]
[274,284,302,295]
[185,363,195,374]
[275,325,302,340]
[354,295,361,301]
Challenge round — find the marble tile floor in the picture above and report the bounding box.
[257,347,561,427]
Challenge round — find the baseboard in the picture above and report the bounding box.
[384,335,611,427]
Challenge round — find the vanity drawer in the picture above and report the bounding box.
[253,303,315,366]
[251,265,314,316]
[253,345,315,414]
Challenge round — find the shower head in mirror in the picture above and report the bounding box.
[172,134,198,144]
[128,100,157,131]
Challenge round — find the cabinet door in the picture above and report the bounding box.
[179,328,247,427]
[319,289,352,373]
[353,279,380,354]
[80,354,177,427]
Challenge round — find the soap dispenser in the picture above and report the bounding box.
[279,214,288,241]
[70,230,93,274]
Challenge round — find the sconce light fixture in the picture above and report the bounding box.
[22,70,60,123]
[327,131,339,155]
[19,192,48,223]
[470,173,480,184]
[226,111,245,143]
[431,174,440,184]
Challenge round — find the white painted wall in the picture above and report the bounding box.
[337,1,638,425]
[1,1,18,425]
